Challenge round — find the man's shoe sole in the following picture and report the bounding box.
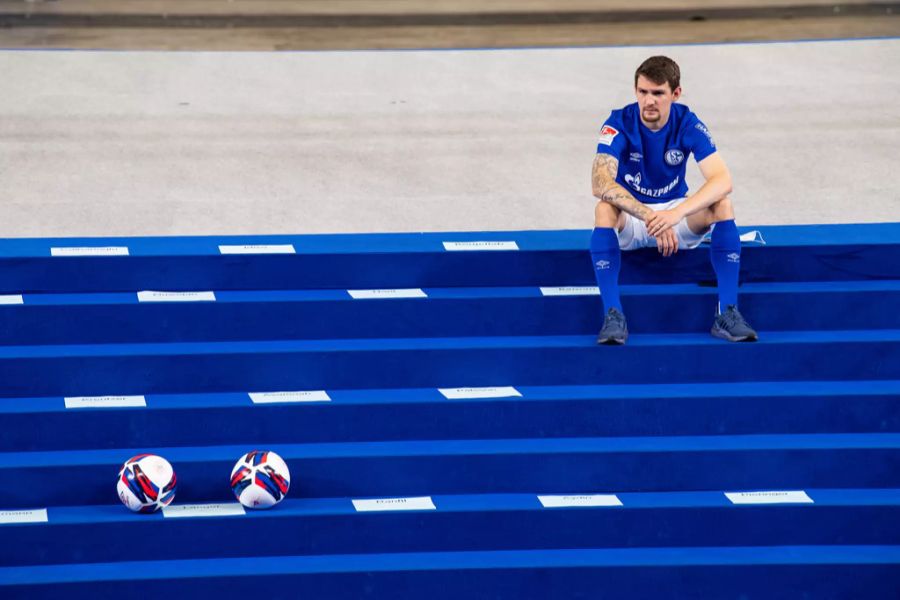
[597,334,628,345]
[710,327,758,342]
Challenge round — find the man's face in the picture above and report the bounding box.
[635,75,681,126]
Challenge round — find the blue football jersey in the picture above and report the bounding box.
[595,102,717,204]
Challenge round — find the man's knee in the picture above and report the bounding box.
[594,200,625,229]
[711,196,735,222]
[690,196,735,234]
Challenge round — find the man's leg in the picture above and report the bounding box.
[591,201,626,312]
[592,201,629,344]
[687,197,739,312]
[686,197,758,341]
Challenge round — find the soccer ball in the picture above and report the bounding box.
[117,454,177,513]
[230,450,291,509]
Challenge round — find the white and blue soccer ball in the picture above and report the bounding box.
[116,454,177,513]
[230,450,291,509]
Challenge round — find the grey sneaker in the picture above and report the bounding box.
[711,305,758,342]
[597,307,628,345]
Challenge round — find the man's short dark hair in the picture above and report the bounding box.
[635,56,681,91]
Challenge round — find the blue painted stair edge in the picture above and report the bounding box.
[3,489,898,566]
[4,433,900,507]
[2,546,898,600]
[2,281,900,345]
[1,330,898,398]
[1,223,897,292]
[2,381,899,451]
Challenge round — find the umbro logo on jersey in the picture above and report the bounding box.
[629,152,642,162]
[727,253,740,263]
[595,260,611,270]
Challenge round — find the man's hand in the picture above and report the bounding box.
[645,208,684,238]
[655,227,679,257]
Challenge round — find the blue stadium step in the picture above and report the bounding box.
[0,330,898,398]
[2,280,898,344]
[1,224,898,294]
[4,434,899,508]
[1,546,897,599]
[2,489,897,567]
[3,381,899,452]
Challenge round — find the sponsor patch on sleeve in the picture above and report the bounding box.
[695,122,716,147]
[597,125,619,146]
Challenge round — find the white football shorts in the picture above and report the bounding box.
[617,197,706,251]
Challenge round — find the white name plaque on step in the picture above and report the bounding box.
[51,246,129,257]
[703,231,766,245]
[0,509,48,524]
[538,494,623,508]
[539,286,600,297]
[347,289,427,300]
[442,241,519,251]
[162,503,246,518]
[218,244,296,255]
[249,390,331,404]
[439,386,522,400]
[137,291,216,302]
[352,496,436,512]
[64,395,147,409]
[739,231,764,243]
[725,490,814,505]
[0,295,24,305]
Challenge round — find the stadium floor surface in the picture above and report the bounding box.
[1,37,898,237]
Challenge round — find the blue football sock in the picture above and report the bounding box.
[590,227,623,313]
[710,219,741,312]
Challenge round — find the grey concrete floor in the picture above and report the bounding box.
[1,37,898,237]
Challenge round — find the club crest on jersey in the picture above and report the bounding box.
[598,125,619,146]
[665,149,684,166]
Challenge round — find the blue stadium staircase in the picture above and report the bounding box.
[1,224,898,598]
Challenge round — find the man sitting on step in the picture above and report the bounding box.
[590,55,758,345]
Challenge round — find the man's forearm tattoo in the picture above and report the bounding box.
[592,154,652,221]
[603,190,654,221]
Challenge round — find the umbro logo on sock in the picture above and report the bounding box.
[727,253,740,263]
[595,260,611,270]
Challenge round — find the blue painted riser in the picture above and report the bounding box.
[3,382,899,451]
[2,223,899,598]
[0,224,898,293]
[5,435,900,507]
[2,547,899,600]
[0,331,898,398]
[3,282,900,344]
[3,492,898,566]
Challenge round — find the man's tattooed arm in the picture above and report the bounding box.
[591,154,653,221]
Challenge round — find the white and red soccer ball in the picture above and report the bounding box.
[116,454,177,513]
[230,450,291,509]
